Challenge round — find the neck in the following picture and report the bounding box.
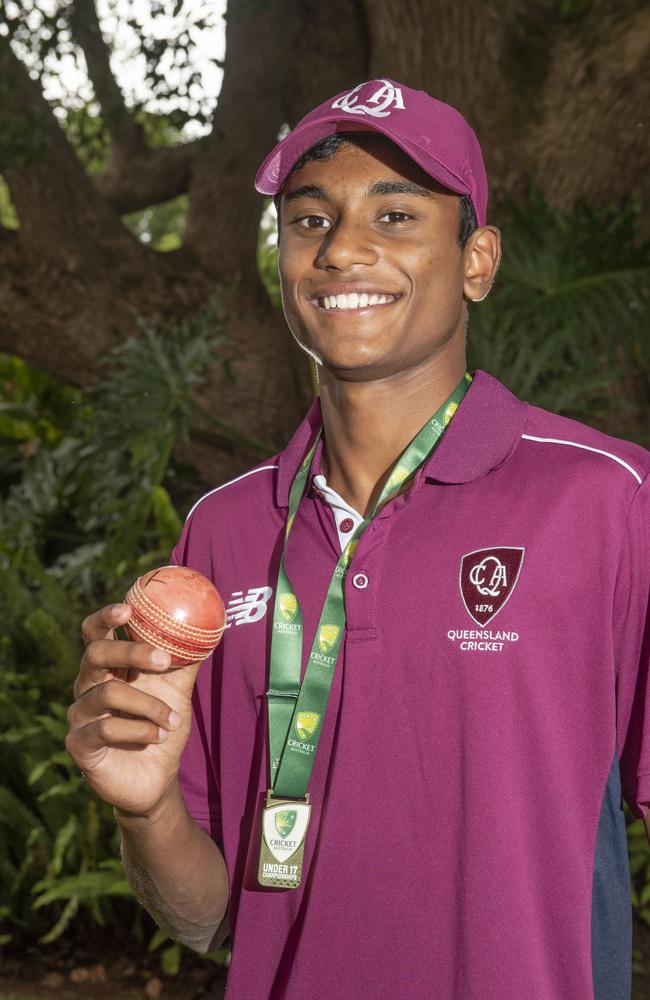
[318,354,467,517]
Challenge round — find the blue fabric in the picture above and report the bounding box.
[592,750,633,999]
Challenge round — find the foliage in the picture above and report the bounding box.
[467,192,649,444]
[1,0,224,131]
[0,304,234,969]
[0,176,18,228]
[123,193,189,251]
[628,814,650,925]
[257,199,281,310]
[1,1,219,249]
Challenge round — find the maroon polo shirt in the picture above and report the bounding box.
[173,370,650,1000]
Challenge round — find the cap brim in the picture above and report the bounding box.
[254,114,472,206]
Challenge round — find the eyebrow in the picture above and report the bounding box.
[283,179,435,203]
[283,184,328,203]
[368,180,434,199]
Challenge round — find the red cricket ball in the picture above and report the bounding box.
[124,566,226,666]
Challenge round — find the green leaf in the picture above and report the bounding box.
[37,777,85,801]
[148,926,169,952]
[0,787,42,834]
[161,942,181,976]
[28,751,74,786]
[39,895,80,944]
[50,815,78,877]
[152,485,183,550]
[32,869,132,908]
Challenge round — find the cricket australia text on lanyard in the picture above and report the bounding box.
[257,373,472,888]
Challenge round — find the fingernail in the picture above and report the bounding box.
[168,711,181,729]
[151,650,171,667]
[158,727,168,741]
[112,604,129,618]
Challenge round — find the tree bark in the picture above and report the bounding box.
[525,2,650,215]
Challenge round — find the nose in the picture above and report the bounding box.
[315,217,378,271]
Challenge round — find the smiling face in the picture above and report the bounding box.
[278,134,485,384]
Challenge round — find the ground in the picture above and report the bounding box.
[2,920,650,999]
[0,932,227,1000]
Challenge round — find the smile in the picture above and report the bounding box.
[313,292,401,311]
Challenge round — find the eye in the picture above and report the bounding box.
[295,214,331,230]
[378,211,413,224]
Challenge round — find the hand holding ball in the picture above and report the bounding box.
[124,566,226,665]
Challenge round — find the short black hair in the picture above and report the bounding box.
[273,132,478,248]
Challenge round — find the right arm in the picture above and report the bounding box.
[66,602,229,953]
[116,780,229,953]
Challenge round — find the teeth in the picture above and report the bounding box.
[319,293,396,310]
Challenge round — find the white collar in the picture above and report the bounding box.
[313,474,363,553]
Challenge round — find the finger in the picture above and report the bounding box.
[68,679,182,732]
[76,639,173,696]
[81,604,132,646]
[67,715,170,758]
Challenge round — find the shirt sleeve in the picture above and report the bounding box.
[171,528,223,846]
[616,474,650,819]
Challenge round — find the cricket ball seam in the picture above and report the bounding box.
[126,616,220,662]
[126,580,225,642]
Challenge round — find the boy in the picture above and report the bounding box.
[66,80,650,1000]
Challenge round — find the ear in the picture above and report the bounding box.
[463,226,501,303]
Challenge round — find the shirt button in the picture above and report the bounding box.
[340,517,355,533]
[352,572,369,590]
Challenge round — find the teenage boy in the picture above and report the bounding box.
[66,80,650,1000]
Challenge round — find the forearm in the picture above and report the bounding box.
[116,779,229,953]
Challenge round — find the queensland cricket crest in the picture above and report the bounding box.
[295,711,320,741]
[318,624,339,653]
[460,547,525,626]
[331,79,405,118]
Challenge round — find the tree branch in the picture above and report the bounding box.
[94,141,202,214]
[69,0,143,150]
[0,34,131,251]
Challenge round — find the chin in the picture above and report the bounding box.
[319,352,402,382]
[292,331,376,371]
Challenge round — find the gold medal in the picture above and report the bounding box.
[257,791,311,889]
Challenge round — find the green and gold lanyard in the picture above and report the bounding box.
[257,372,472,888]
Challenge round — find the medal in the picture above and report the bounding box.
[257,791,311,888]
[257,372,472,889]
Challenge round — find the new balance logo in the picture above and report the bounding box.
[226,586,273,627]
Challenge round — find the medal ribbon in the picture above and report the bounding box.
[267,372,472,800]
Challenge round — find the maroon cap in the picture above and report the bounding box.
[255,78,488,226]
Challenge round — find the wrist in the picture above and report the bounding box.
[114,777,183,829]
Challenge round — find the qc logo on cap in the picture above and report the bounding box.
[254,78,488,227]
